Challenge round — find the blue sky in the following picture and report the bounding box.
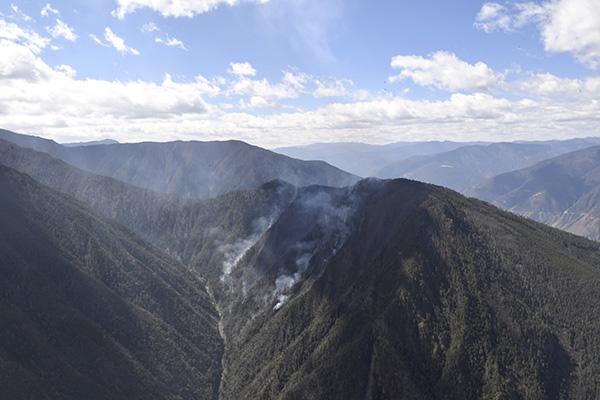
[0,0,599,146]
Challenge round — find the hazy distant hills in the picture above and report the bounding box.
[0,139,187,240]
[275,138,600,194]
[0,130,358,198]
[474,145,600,240]
[62,138,119,147]
[0,165,222,400]
[376,139,600,193]
[275,140,484,177]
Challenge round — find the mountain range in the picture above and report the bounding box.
[275,140,485,177]
[376,139,600,193]
[3,135,600,398]
[277,138,600,195]
[0,130,358,199]
[62,138,119,147]
[474,145,600,241]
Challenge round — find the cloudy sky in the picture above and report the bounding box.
[1,0,599,147]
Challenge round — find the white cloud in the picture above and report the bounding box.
[474,3,513,32]
[227,76,301,100]
[112,0,270,18]
[2,18,600,147]
[517,72,600,98]
[313,79,352,98]
[0,39,54,80]
[390,51,500,91]
[239,95,274,108]
[282,70,308,90]
[155,35,187,50]
[539,0,600,68]
[102,27,139,55]
[89,33,109,47]
[10,4,33,22]
[4,43,599,147]
[41,3,60,17]
[224,67,311,101]
[228,62,257,77]
[54,64,76,78]
[0,18,49,53]
[474,2,546,33]
[475,0,600,69]
[141,21,159,33]
[0,42,212,126]
[47,19,77,42]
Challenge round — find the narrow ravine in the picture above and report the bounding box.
[204,282,227,400]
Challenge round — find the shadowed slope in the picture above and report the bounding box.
[0,165,223,400]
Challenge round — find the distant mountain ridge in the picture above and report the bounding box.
[0,129,359,198]
[62,138,119,147]
[0,139,184,240]
[275,140,485,177]
[376,139,600,193]
[474,145,600,240]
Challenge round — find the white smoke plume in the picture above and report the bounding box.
[219,216,275,282]
[273,294,289,310]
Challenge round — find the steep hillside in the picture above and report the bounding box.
[0,139,184,242]
[376,139,600,193]
[474,145,600,240]
[0,128,64,154]
[77,173,599,400]
[157,178,600,400]
[5,143,600,398]
[0,130,358,198]
[0,165,222,400]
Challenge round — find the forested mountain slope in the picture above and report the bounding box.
[4,142,600,399]
[0,165,223,400]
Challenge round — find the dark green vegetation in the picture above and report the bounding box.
[159,179,600,400]
[3,138,600,399]
[0,129,358,198]
[0,165,222,400]
[0,139,185,240]
[474,145,600,240]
